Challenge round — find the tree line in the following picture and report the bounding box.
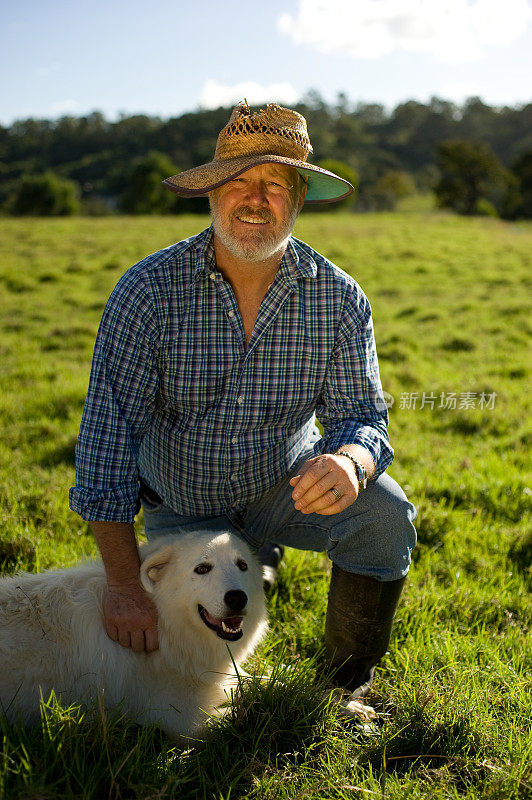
[1,92,531,218]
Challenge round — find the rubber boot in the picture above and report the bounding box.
[325,564,406,698]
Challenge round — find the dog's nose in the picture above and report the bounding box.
[224,590,248,612]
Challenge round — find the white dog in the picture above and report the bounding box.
[0,531,267,740]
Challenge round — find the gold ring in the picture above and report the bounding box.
[331,487,342,500]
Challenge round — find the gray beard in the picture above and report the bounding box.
[209,201,298,263]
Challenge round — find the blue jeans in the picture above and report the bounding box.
[140,444,417,582]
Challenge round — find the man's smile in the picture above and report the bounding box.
[233,207,273,226]
[235,215,270,225]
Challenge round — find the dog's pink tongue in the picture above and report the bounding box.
[204,610,223,626]
[203,610,243,631]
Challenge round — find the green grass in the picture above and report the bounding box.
[0,212,530,799]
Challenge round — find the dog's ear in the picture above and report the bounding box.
[140,545,174,593]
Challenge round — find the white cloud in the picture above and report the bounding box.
[278,0,532,63]
[200,80,299,109]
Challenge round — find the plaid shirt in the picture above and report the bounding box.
[69,226,393,522]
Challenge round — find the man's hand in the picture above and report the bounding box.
[103,580,159,653]
[91,521,159,653]
[289,454,360,515]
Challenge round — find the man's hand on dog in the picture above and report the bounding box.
[91,521,159,653]
[103,580,159,653]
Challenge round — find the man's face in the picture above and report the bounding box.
[209,164,307,263]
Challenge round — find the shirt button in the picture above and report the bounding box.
[231,435,238,444]
[228,310,235,318]
[209,272,216,281]
[237,396,244,404]
[230,473,237,481]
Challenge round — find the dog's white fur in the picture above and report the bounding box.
[0,531,267,740]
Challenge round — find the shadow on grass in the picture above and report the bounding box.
[171,655,334,798]
[38,435,77,467]
[0,534,37,573]
[358,699,492,794]
[508,530,532,583]
[0,697,170,799]
[0,655,335,800]
[422,479,530,523]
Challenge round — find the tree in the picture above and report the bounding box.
[119,151,186,214]
[511,152,532,218]
[354,103,386,126]
[10,171,80,215]
[371,170,417,210]
[3,99,531,217]
[434,140,515,216]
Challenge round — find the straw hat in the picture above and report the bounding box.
[163,101,355,204]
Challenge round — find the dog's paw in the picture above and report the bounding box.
[324,688,379,732]
[339,697,377,722]
[338,697,379,734]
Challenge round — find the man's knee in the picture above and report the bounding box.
[328,473,417,580]
[368,473,417,537]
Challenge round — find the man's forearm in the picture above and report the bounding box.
[90,521,141,586]
[334,444,376,481]
[90,521,159,652]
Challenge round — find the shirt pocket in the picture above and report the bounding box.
[159,341,233,413]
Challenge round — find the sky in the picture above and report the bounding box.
[1,0,532,125]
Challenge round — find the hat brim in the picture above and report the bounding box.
[162,154,355,204]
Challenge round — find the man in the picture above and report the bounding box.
[70,101,416,708]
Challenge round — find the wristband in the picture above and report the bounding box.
[336,451,368,491]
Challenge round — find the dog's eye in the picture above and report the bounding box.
[194,563,212,575]
[237,560,248,571]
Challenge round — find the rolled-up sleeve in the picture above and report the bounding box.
[69,271,160,522]
[314,284,394,478]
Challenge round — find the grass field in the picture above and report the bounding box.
[0,211,530,799]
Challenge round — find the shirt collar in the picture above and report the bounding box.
[192,226,217,280]
[192,225,318,282]
[281,236,318,281]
